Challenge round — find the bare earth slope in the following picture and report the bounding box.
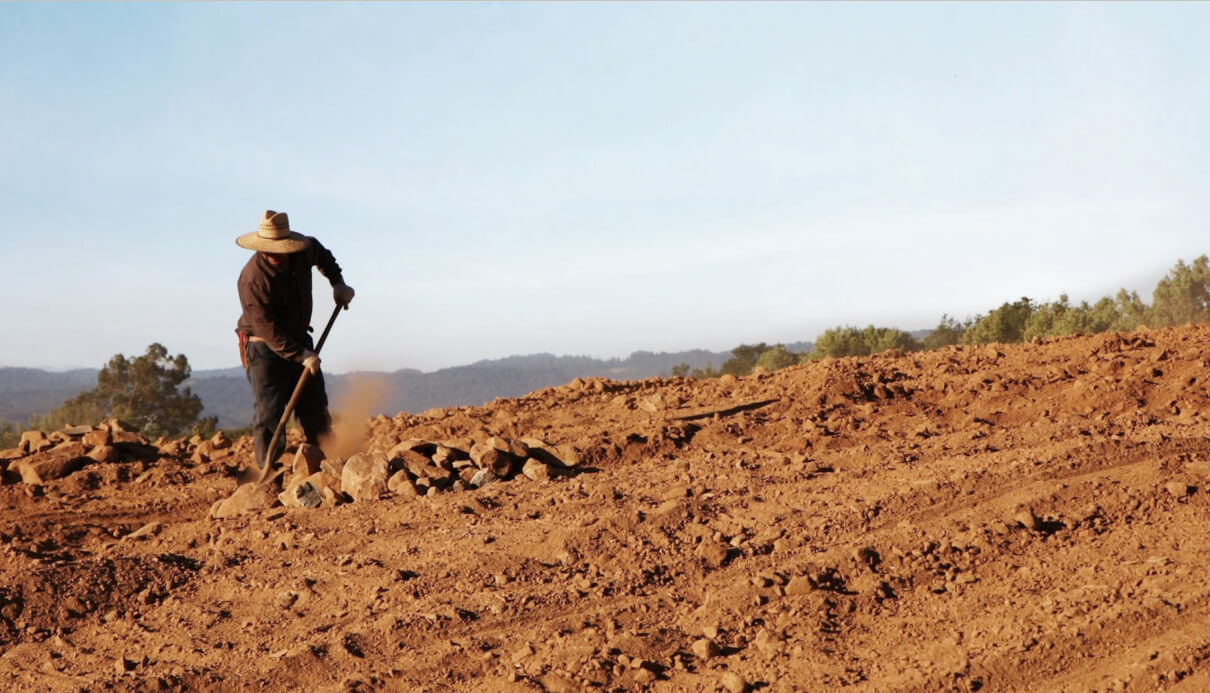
[5,325,1210,692]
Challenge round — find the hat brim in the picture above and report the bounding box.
[235,230,311,254]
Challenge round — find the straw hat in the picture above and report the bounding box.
[235,210,311,253]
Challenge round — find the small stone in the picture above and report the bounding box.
[125,522,163,541]
[211,482,278,519]
[469,468,497,488]
[521,458,551,482]
[721,670,747,693]
[81,428,112,449]
[753,628,782,658]
[539,673,577,692]
[1012,505,1042,531]
[698,539,731,568]
[19,430,49,455]
[388,470,418,498]
[88,445,119,463]
[209,430,231,450]
[1165,480,1192,497]
[470,444,515,477]
[785,576,812,595]
[277,591,299,609]
[691,638,720,661]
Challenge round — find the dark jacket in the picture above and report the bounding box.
[236,237,344,363]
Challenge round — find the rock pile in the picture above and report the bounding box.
[1,420,240,487]
[232,433,583,518]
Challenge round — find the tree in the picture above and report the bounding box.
[670,363,691,378]
[810,325,921,358]
[34,343,209,438]
[1149,255,1210,327]
[922,314,970,350]
[960,297,1035,345]
[720,343,769,377]
[755,345,798,372]
[0,420,18,449]
[1022,294,1123,340]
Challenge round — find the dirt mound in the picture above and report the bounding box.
[5,325,1210,691]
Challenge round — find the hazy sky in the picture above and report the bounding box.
[2,2,1208,373]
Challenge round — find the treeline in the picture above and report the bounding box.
[0,343,215,449]
[675,254,1210,378]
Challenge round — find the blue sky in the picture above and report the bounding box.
[2,2,1207,373]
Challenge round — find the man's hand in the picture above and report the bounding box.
[302,350,321,377]
[334,282,355,310]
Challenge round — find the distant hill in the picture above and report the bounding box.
[0,368,98,423]
[0,348,740,430]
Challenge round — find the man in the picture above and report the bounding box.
[235,210,355,470]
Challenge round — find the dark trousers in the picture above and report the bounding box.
[245,339,330,468]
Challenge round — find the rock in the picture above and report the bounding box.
[19,430,50,455]
[88,445,119,463]
[279,478,324,509]
[1012,505,1042,531]
[698,539,732,568]
[691,638,720,661]
[210,482,278,519]
[521,458,552,482]
[321,457,345,481]
[125,522,163,541]
[9,460,44,485]
[387,470,418,498]
[13,452,88,483]
[556,444,582,468]
[292,444,324,477]
[341,452,390,502]
[753,628,782,658]
[639,394,666,413]
[81,428,112,449]
[718,374,738,386]
[539,673,577,693]
[62,424,93,437]
[785,576,812,596]
[112,430,147,445]
[1165,481,1192,497]
[720,671,747,693]
[1185,461,1210,479]
[469,468,497,488]
[209,430,231,450]
[470,443,515,477]
[103,419,139,434]
[396,450,443,480]
[387,438,437,458]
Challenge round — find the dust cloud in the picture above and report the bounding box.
[318,374,390,459]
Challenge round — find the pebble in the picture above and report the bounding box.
[691,637,721,661]
[1165,481,1191,497]
[721,670,747,692]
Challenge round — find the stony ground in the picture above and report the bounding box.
[5,325,1210,692]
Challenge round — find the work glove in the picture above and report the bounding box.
[334,282,355,310]
[302,350,321,377]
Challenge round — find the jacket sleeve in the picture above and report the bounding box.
[239,273,308,362]
[309,236,345,286]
